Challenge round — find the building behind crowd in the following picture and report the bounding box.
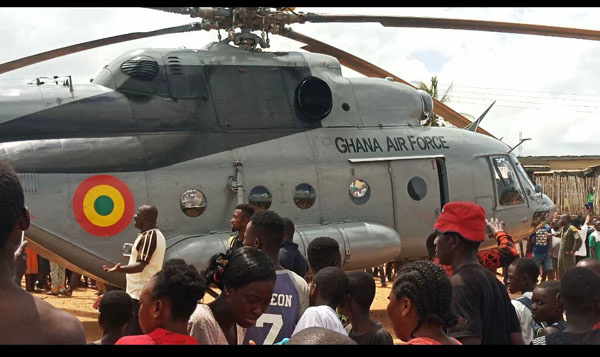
[519,155,600,215]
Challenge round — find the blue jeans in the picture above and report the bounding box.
[533,251,553,271]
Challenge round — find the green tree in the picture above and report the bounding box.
[414,76,475,127]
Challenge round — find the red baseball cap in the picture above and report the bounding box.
[434,202,486,242]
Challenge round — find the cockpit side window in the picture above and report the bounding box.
[491,156,525,206]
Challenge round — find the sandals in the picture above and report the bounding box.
[46,291,59,296]
[61,289,73,297]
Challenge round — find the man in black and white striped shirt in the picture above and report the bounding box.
[103,205,166,335]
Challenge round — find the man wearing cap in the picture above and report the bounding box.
[434,201,523,345]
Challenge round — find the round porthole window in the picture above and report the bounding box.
[249,185,272,210]
[180,189,207,217]
[407,177,427,201]
[349,179,370,205]
[294,183,316,209]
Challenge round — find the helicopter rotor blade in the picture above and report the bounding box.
[303,14,600,42]
[280,29,495,138]
[145,7,196,16]
[0,22,206,76]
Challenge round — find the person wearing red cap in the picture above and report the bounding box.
[433,201,523,345]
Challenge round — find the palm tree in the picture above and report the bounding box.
[414,76,459,127]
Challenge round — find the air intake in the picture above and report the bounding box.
[19,173,38,193]
[167,56,183,76]
[120,56,159,80]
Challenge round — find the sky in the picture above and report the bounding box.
[1,7,599,157]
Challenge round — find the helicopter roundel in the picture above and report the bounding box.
[72,175,135,237]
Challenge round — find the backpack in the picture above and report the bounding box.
[516,296,545,336]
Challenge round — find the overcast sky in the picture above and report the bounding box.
[1,7,599,157]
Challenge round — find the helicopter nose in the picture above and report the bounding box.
[531,194,555,228]
[542,194,555,218]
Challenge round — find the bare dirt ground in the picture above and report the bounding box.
[24,284,103,343]
[29,276,402,344]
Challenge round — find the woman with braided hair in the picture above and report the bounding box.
[386,260,461,345]
[187,247,276,344]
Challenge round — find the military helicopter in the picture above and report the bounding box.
[6,7,594,289]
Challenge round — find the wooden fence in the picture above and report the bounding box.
[534,169,600,215]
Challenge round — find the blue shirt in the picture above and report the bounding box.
[279,242,308,278]
[532,225,551,256]
[243,270,309,345]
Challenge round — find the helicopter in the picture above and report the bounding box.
[6,7,596,289]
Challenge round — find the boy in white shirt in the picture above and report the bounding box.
[292,266,349,336]
[506,257,540,345]
[574,215,590,264]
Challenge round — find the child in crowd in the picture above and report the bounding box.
[576,258,600,329]
[287,327,357,345]
[338,271,393,345]
[531,267,600,344]
[506,257,540,344]
[188,247,276,345]
[386,260,461,345]
[306,237,342,275]
[292,266,349,336]
[526,224,554,282]
[90,290,133,345]
[530,280,565,338]
[577,257,600,275]
[116,259,205,345]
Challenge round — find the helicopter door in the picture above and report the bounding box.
[389,157,444,258]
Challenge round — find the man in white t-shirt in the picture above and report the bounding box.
[575,215,590,263]
[292,266,349,337]
[103,205,166,335]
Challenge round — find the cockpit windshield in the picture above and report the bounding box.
[510,153,538,198]
[491,155,526,206]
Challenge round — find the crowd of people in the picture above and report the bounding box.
[1,160,600,345]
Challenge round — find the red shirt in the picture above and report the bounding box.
[406,337,462,345]
[116,328,198,345]
[433,257,453,277]
[594,321,600,330]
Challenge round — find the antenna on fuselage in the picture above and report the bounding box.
[464,101,495,132]
[508,137,531,153]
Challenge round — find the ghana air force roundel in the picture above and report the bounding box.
[72,175,135,237]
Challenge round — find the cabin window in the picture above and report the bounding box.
[349,179,370,205]
[407,176,427,201]
[491,156,525,206]
[180,189,207,217]
[294,183,316,209]
[249,185,272,210]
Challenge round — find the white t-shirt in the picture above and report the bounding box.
[511,291,534,345]
[291,305,347,337]
[126,228,166,300]
[576,225,588,257]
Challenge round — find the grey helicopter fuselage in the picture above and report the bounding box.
[0,42,554,288]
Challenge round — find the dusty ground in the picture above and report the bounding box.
[30,276,402,344]
[24,284,103,343]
